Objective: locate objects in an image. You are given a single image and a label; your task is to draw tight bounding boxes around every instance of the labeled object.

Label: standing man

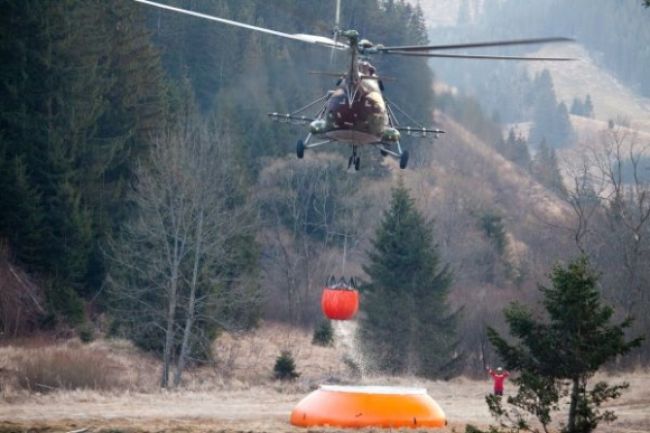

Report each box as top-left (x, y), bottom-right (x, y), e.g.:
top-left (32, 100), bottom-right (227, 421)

top-left (486, 366), bottom-right (509, 396)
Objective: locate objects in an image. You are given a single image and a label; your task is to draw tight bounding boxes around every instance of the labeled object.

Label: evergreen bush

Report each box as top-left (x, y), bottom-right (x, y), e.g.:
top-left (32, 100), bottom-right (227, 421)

top-left (273, 350), bottom-right (300, 380)
top-left (77, 322), bottom-right (95, 343)
top-left (312, 320), bottom-right (334, 346)
top-left (485, 257), bottom-right (643, 433)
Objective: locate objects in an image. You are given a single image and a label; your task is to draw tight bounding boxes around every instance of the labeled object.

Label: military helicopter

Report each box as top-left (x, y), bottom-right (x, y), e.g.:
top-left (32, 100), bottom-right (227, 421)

top-left (133, 0), bottom-right (573, 170)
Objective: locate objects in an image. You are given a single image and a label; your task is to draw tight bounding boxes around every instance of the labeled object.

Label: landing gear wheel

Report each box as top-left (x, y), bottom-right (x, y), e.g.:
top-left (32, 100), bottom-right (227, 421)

top-left (354, 155), bottom-right (361, 171)
top-left (348, 155), bottom-right (354, 169)
top-left (399, 150), bottom-right (409, 169)
top-left (380, 149), bottom-right (388, 157)
top-left (297, 140), bottom-right (305, 159)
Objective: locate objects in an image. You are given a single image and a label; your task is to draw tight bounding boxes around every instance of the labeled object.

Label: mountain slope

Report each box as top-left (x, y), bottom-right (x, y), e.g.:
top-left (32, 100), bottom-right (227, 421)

top-left (527, 44), bottom-right (650, 134)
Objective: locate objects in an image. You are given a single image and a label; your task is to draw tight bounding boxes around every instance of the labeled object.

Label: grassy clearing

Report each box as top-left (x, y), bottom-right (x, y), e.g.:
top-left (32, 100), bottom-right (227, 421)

top-left (0, 323), bottom-right (648, 433)
top-left (0, 321), bottom-right (354, 398)
top-left (0, 338), bottom-right (160, 396)
top-left (14, 347), bottom-right (121, 391)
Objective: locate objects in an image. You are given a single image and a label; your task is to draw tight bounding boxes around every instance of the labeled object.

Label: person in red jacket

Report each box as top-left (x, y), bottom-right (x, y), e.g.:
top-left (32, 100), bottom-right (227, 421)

top-left (486, 366), bottom-right (509, 396)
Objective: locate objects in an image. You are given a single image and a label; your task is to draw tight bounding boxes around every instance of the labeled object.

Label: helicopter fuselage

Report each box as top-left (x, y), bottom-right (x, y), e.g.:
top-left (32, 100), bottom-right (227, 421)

top-left (323, 75), bottom-right (389, 145)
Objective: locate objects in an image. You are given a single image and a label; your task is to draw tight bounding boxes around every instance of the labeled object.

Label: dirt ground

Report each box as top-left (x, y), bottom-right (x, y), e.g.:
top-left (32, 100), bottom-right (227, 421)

top-left (1, 372), bottom-right (649, 433)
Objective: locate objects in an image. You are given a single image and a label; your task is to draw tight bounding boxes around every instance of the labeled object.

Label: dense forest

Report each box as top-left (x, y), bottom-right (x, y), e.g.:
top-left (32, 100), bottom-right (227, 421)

top-left (0, 0), bottom-right (648, 385)
top-left (0, 0), bottom-right (443, 375)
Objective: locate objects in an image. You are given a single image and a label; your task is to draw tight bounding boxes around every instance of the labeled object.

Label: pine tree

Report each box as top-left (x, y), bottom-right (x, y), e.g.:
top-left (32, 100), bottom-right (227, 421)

top-left (501, 128), bottom-right (531, 167)
top-left (570, 97), bottom-right (585, 116)
top-left (0, 1), bottom-right (169, 319)
top-left (0, 1), bottom-right (100, 304)
top-left (359, 181), bottom-right (458, 378)
top-left (528, 71), bottom-right (574, 149)
top-left (584, 94), bottom-right (594, 118)
top-left (0, 155), bottom-right (46, 266)
top-left (554, 101), bottom-right (575, 148)
top-left (485, 257), bottom-right (643, 433)
top-left (529, 70), bottom-right (557, 147)
top-left (532, 139), bottom-right (567, 196)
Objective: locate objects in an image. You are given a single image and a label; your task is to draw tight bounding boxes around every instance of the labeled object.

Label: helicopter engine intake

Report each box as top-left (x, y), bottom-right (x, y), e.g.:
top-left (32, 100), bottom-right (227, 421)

top-left (310, 119), bottom-right (328, 134)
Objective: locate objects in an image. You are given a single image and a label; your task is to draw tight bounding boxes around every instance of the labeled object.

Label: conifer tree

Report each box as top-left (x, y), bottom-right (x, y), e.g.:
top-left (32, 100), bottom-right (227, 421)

top-left (570, 97), bottom-right (585, 116)
top-left (501, 128), bottom-right (531, 167)
top-left (532, 139), bottom-right (566, 196)
top-left (555, 101), bottom-right (575, 147)
top-left (583, 94), bottom-right (594, 118)
top-left (0, 1), bottom-right (100, 311)
top-left (359, 181), bottom-right (458, 378)
top-left (485, 257), bottom-right (643, 433)
top-left (529, 71), bottom-right (574, 149)
top-left (0, 0), bottom-right (170, 320)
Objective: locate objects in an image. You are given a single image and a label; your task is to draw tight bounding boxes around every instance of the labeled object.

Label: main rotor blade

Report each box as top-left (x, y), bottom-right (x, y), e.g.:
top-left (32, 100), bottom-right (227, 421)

top-left (133, 0), bottom-right (348, 50)
top-left (334, 0), bottom-right (341, 29)
top-left (381, 37), bottom-right (574, 52)
top-left (384, 51), bottom-right (574, 61)
top-left (329, 0), bottom-right (342, 65)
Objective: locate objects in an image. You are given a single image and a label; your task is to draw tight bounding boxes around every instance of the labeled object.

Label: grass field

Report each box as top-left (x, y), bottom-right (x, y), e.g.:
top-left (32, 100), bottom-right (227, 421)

top-left (1, 323), bottom-right (648, 433)
top-left (0, 372), bottom-right (648, 433)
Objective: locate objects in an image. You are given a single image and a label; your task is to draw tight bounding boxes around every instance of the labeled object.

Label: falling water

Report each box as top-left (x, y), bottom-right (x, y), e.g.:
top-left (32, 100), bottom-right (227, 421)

top-left (333, 320), bottom-right (367, 380)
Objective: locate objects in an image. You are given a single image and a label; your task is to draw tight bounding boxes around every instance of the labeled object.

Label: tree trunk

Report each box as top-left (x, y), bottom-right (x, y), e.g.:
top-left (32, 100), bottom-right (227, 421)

top-left (567, 376), bottom-right (580, 433)
top-left (173, 209), bottom-right (204, 386)
top-left (161, 273), bottom-right (178, 388)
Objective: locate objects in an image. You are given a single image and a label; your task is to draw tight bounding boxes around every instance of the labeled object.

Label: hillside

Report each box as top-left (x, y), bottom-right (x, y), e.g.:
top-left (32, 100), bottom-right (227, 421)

top-left (527, 44), bottom-right (650, 134)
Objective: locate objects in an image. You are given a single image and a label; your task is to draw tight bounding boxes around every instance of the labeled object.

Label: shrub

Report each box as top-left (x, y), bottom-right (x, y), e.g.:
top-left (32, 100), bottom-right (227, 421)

top-left (312, 320), bottom-right (334, 346)
top-left (46, 280), bottom-right (85, 326)
top-left (15, 347), bottom-right (121, 391)
top-left (77, 322), bottom-right (95, 343)
top-left (273, 350), bottom-right (299, 380)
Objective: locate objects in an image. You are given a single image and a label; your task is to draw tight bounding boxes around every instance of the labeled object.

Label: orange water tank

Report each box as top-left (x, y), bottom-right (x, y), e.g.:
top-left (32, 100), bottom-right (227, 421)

top-left (321, 288), bottom-right (359, 320)
top-left (290, 385), bottom-right (447, 428)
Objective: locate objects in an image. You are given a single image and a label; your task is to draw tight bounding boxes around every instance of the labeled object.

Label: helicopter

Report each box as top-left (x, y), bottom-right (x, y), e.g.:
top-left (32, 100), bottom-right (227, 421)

top-left (133, 0), bottom-right (574, 170)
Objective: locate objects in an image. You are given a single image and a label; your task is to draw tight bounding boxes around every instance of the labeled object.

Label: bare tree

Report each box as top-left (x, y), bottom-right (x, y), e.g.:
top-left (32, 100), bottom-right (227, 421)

top-left (107, 113), bottom-right (258, 387)
top-left (0, 242), bottom-right (46, 337)
top-left (592, 127), bottom-right (650, 318)
top-left (561, 150), bottom-right (608, 255)
top-left (256, 155), bottom-right (374, 325)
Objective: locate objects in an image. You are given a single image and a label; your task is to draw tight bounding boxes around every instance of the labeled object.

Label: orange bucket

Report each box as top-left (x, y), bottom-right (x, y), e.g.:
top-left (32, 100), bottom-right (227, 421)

top-left (321, 287), bottom-right (359, 320)
top-left (290, 385), bottom-right (446, 428)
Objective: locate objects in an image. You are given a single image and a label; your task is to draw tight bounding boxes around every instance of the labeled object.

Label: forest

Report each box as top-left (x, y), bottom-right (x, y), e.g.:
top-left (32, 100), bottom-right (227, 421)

top-left (0, 0), bottom-right (437, 373)
top-left (0, 0), bottom-right (648, 394)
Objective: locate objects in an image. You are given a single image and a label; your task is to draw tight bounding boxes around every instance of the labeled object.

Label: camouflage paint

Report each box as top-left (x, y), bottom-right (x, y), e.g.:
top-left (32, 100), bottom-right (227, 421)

top-left (323, 73), bottom-right (389, 145)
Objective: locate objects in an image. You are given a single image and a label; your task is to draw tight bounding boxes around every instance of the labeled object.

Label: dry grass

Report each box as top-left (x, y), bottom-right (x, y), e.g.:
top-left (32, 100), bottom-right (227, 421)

top-left (14, 347), bottom-right (121, 391)
top-left (0, 338), bottom-right (160, 395)
top-left (0, 324), bottom-right (649, 433)
top-left (0, 371), bottom-right (648, 433)
top-left (212, 321), bottom-right (356, 389)
top-left (1, 321), bottom-right (355, 396)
